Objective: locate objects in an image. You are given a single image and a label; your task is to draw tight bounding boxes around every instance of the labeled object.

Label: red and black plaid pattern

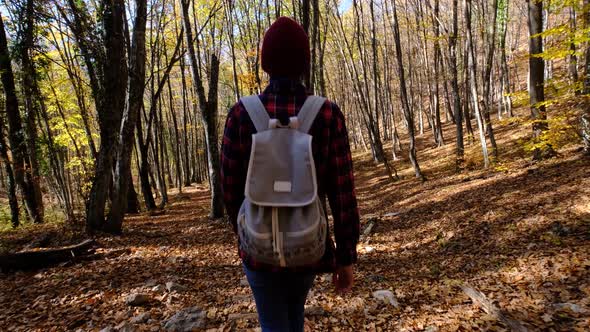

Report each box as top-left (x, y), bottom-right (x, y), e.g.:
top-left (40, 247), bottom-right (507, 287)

top-left (220, 80), bottom-right (360, 273)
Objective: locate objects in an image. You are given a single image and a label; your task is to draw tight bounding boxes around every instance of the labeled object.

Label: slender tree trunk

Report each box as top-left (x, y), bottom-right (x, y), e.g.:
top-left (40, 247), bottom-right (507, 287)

top-left (181, 0), bottom-right (224, 218)
top-left (225, 0), bottom-right (241, 100)
top-left (0, 109), bottom-right (19, 227)
top-left (433, 0), bottom-right (444, 146)
top-left (302, 0), bottom-right (311, 88)
top-left (499, 0), bottom-right (513, 117)
top-left (85, 0), bottom-right (128, 233)
top-left (126, 167), bottom-right (140, 214)
top-left (543, 8), bottom-right (552, 80)
top-left (482, 0), bottom-right (499, 159)
top-left (569, 6), bottom-right (579, 88)
top-left (391, 0), bottom-right (424, 180)
top-left (0, 14), bottom-right (41, 224)
top-left (466, 0), bottom-right (490, 168)
top-left (463, 41), bottom-right (475, 142)
top-left (165, 61), bottom-right (182, 192)
top-left (584, 0), bottom-right (590, 95)
top-left (527, 0), bottom-right (552, 160)
top-left (582, 0), bottom-right (590, 154)
top-left (19, 0), bottom-right (44, 222)
top-left (370, 0), bottom-right (397, 180)
top-left (449, 0), bottom-right (464, 167)
top-left (180, 57), bottom-right (192, 186)
top-left (309, 0), bottom-right (319, 93)
top-left (107, 0), bottom-right (147, 233)
top-left (153, 94), bottom-right (168, 206)
top-left (137, 118), bottom-right (157, 210)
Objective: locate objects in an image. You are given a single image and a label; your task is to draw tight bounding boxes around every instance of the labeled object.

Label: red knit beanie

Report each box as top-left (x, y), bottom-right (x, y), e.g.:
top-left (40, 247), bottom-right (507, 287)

top-left (261, 17), bottom-right (310, 78)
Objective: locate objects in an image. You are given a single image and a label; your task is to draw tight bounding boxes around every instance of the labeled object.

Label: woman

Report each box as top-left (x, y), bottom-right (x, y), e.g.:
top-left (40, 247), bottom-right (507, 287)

top-left (221, 17), bottom-right (360, 332)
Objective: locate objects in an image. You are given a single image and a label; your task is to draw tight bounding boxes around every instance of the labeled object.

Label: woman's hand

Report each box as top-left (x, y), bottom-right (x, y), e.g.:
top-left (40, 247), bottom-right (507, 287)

top-left (333, 265), bottom-right (354, 293)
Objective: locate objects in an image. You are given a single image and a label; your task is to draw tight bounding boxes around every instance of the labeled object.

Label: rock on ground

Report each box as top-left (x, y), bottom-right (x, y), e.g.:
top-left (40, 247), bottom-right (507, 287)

top-left (125, 294), bottom-right (150, 307)
top-left (163, 306), bottom-right (206, 332)
top-left (115, 321), bottom-right (136, 332)
top-left (166, 281), bottom-right (186, 293)
top-left (372, 290), bottom-right (399, 308)
top-left (152, 284), bottom-right (165, 293)
top-left (130, 312), bottom-right (151, 324)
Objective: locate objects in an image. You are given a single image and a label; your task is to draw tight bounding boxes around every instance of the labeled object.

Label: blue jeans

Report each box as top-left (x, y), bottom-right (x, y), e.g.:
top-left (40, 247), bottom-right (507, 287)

top-left (243, 264), bottom-right (316, 332)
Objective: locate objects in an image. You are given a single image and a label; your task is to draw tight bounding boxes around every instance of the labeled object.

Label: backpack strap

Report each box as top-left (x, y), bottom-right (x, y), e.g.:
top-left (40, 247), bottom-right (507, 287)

top-left (297, 96), bottom-right (327, 133)
top-left (240, 95), bottom-right (270, 132)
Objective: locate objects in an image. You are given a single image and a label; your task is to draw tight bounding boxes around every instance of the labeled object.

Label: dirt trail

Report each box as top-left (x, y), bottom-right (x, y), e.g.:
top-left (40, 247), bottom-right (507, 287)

top-left (1, 122), bottom-right (590, 331)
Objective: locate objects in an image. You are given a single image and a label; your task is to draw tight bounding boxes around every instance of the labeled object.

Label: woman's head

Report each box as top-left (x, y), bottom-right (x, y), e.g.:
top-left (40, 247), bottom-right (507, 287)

top-left (261, 17), bottom-right (310, 79)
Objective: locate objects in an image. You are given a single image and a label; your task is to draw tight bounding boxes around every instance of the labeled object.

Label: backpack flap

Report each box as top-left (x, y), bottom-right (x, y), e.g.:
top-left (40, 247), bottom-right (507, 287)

top-left (245, 129), bottom-right (317, 207)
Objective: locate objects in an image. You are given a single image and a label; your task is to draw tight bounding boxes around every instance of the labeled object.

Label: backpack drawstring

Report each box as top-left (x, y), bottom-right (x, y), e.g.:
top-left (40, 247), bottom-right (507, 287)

top-left (271, 207), bottom-right (287, 267)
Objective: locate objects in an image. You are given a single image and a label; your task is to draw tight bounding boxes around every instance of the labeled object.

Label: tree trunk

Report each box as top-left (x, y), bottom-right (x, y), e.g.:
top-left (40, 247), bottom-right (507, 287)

top-left (85, 0), bottom-right (128, 233)
top-left (153, 94), bottom-right (168, 207)
top-left (569, 6), bottom-right (579, 87)
top-left (107, 0), bottom-right (147, 233)
top-left (302, 0), bottom-right (311, 88)
top-left (165, 71), bottom-right (183, 192)
top-left (0, 110), bottom-right (19, 227)
top-left (180, 56), bottom-right (193, 186)
top-left (181, 0), bottom-right (224, 218)
top-left (527, 0), bottom-right (552, 160)
top-left (463, 42), bottom-right (475, 143)
top-left (0, 14), bottom-right (42, 224)
top-left (466, 0), bottom-right (490, 168)
top-left (225, 1), bottom-right (240, 100)
top-left (449, 0), bottom-right (464, 167)
top-left (126, 167), bottom-right (140, 214)
top-left (584, 0), bottom-right (590, 94)
top-left (19, 0), bottom-right (44, 222)
top-left (136, 115), bottom-right (157, 210)
top-left (433, 0), bottom-right (444, 147)
top-left (309, 0), bottom-right (319, 93)
top-left (499, 0), bottom-right (513, 117)
top-left (370, 0), bottom-right (397, 181)
top-left (391, 0), bottom-right (424, 180)
top-left (583, 0), bottom-right (590, 154)
top-left (482, 0), bottom-right (499, 159)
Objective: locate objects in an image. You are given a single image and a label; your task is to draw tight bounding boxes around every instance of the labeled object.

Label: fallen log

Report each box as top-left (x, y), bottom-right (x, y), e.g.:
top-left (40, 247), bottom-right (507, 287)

top-left (460, 283), bottom-right (528, 332)
top-left (0, 239), bottom-right (96, 271)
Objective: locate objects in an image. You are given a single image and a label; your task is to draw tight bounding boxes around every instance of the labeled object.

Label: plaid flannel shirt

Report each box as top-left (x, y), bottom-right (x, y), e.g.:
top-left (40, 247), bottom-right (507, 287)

top-left (220, 79), bottom-right (360, 273)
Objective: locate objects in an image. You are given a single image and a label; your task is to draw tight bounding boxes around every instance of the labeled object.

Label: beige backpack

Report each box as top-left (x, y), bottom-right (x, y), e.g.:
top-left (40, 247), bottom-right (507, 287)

top-left (237, 95), bottom-right (327, 267)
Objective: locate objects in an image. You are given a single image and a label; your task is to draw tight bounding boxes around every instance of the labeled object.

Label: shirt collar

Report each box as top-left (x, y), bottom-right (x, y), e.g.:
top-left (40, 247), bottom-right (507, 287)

top-left (263, 77), bottom-right (308, 95)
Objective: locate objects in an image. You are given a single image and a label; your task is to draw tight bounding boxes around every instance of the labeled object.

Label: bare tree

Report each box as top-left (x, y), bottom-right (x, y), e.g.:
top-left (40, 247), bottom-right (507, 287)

top-left (448, 0), bottom-right (464, 167)
top-left (181, 0), bottom-right (224, 218)
top-left (0, 14), bottom-right (42, 224)
top-left (17, 0), bottom-right (45, 221)
top-left (527, 0), bottom-right (553, 160)
top-left (107, 0), bottom-right (148, 233)
top-left (465, 0), bottom-right (490, 168)
top-left (391, 0), bottom-right (424, 180)
top-left (63, 0), bottom-right (129, 232)
top-left (0, 104), bottom-right (19, 227)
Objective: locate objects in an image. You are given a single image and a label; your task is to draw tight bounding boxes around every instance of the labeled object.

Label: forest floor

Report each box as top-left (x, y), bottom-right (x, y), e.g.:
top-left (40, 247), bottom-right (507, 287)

top-left (1, 110), bottom-right (589, 332)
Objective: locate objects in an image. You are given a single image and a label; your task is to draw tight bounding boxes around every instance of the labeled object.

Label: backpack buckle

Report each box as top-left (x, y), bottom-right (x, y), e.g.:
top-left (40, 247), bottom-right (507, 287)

top-left (269, 117), bottom-right (299, 129)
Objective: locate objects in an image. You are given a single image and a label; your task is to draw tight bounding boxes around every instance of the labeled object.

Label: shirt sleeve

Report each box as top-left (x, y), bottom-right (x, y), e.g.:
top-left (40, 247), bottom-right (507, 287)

top-left (220, 105), bottom-right (246, 233)
top-left (326, 103), bottom-right (360, 266)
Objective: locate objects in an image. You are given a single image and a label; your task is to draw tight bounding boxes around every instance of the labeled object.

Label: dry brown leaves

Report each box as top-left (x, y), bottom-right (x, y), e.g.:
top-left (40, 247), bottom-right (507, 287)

top-left (1, 117), bottom-right (590, 331)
